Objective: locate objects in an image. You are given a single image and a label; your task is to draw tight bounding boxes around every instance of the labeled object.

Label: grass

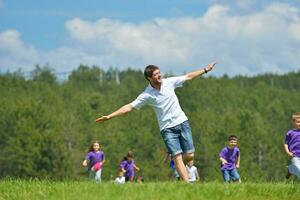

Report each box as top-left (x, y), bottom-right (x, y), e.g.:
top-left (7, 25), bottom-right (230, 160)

top-left (0, 180), bottom-right (299, 200)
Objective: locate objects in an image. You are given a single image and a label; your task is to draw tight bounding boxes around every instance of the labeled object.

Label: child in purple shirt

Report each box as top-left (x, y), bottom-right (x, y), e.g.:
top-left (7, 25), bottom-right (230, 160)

top-left (82, 141), bottom-right (105, 182)
top-left (119, 151), bottom-right (140, 182)
top-left (219, 135), bottom-right (241, 183)
top-left (284, 112), bottom-right (300, 180)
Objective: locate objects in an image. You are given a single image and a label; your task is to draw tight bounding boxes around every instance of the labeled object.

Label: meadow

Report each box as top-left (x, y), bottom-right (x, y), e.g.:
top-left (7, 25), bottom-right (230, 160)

top-left (0, 180), bottom-right (299, 200)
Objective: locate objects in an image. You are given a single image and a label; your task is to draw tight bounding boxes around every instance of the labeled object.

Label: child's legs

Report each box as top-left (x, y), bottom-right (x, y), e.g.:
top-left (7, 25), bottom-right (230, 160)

top-left (172, 168), bottom-right (180, 179)
top-left (129, 176), bottom-right (135, 182)
top-left (89, 170), bottom-right (99, 182)
top-left (125, 175), bottom-right (135, 182)
top-left (288, 157), bottom-right (300, 178)
top-left (229, 168), bottom-right (241, 182)
top-left (95, 169), bottom-right (102, 182)
top-left (222, 170), bottom-right (230, 182)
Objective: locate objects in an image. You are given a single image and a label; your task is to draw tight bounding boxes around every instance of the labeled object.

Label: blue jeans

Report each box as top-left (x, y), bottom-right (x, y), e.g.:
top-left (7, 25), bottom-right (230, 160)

top-left (160, 120), bottom-right (195, 157)
top-left (288, 157), bottom-right (300, 179)
top-left (222, 168), bottom-right (240, 182)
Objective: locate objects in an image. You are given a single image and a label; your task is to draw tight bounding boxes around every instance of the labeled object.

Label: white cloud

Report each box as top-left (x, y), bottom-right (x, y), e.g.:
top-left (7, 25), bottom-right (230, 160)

top-left (0, 30), bottom-right (40, 71)
top-left (1, 2), bottom-right (300, 76)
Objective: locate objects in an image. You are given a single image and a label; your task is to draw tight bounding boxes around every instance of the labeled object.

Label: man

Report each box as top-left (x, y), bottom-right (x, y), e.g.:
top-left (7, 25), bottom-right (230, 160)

top-left (95, 62), bottom-right (217, 182)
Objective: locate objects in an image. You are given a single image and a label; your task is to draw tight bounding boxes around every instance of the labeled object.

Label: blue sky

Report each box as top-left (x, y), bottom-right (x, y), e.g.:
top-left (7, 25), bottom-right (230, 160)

top-left (0, 0), bottom-right (300, 76)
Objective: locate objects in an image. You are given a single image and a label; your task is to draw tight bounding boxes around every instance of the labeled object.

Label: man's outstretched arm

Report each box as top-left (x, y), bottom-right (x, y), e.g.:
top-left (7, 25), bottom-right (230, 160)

top-left (185, 61), bottom-right (217, 81)
top-left (95, 103), bottom-right (133, 123)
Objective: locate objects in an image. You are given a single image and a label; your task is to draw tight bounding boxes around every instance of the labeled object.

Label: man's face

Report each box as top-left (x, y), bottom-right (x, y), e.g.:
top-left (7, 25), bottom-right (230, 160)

top-left (149, 69), bottom-right (162, 84)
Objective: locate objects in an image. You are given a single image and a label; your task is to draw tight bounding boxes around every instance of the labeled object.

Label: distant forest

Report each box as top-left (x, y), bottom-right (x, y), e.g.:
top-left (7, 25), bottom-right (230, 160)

top-left (0, 65), bottom-right (300, 181)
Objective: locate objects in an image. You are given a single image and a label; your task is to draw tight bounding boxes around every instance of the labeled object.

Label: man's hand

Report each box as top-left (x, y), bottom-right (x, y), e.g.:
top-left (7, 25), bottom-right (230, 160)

top-left (95, 115), bottom-right (111, 123)
top-left (206, 61), bottom-right (217, 72)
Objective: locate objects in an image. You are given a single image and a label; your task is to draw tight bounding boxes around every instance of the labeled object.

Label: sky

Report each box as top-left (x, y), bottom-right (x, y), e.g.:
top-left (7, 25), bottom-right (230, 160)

top-left (0, 0), bottom-right (300, 76)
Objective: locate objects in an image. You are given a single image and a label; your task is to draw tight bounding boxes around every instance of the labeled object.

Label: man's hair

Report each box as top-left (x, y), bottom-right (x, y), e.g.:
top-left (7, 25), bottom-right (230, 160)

top-left (144, 65), bottom-right (159, 81)
top-left (292, 112), bottom-right (300, 120)
top-left (228, 135), bottom-right (237, 141)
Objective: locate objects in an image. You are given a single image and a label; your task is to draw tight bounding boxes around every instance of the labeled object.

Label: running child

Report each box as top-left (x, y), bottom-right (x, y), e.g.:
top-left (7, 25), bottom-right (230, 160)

top-left (284, 112), bottom-right (300, 179)
top-left (119, 151), bottom-right (140, 182)
top-left (82, 141), bottom-right (105, 182)
top-left (219, 135), bottom-right (241, 183)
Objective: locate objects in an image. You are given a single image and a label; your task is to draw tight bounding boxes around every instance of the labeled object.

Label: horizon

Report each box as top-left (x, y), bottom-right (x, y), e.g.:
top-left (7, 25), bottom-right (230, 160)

top-left (1, 64), bottom-right (299, 80)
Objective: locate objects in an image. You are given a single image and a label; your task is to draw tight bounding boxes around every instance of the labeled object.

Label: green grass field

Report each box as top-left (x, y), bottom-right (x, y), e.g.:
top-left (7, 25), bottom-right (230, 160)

top-left (0, 180), bottom-right (299, 200)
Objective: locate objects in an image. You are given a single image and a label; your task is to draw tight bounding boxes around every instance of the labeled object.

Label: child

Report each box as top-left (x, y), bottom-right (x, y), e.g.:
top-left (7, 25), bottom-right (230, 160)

top-left (219, 135), bottom-right (241, 183)
top-left (284, 112), bottom-right (300, 179)
top-left (114, 170), bottom-right (125, 184)
top-left (186, 160), bottom-right (199, 183)
top-left (82, 141), bottom-right (105, 182)
top-left (119, 151), bottom-right (140, 182)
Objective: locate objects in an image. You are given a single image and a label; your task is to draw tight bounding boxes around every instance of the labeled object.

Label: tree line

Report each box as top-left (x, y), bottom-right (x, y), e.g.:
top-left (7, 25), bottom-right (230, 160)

top-left (0, 65), bottom-right (299, 181)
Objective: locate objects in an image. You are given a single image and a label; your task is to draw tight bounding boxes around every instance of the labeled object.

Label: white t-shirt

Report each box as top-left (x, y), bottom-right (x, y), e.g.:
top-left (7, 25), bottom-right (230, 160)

top-left (114, 176), bottom-right (125, 184)
top-left (130, 76), bottom-right (188, 131)
top-left (186, 165), bottom-right (198, 182)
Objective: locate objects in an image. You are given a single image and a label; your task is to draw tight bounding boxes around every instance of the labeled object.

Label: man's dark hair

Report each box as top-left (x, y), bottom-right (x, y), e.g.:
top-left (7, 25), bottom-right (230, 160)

top-left (228, 135), bottom-right (237, 141)
top-left (144, 65), bottom-right (159, 81)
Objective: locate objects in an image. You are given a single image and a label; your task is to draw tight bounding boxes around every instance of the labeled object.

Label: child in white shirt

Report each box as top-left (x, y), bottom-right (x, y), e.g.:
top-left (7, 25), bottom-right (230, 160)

top-left (114, 170), bottom-right (125, 184)
top-left (186, 160), bottom-right (199, 183)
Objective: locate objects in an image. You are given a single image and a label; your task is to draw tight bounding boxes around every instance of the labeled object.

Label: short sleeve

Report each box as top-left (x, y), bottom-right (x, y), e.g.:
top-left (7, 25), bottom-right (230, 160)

top-left (167, 76), bottom-right (187, 89)
top-left (130, 93), bottom-right (150, 110)
top-left (219, 148), bottom-right (225, 158)
top-left (119, 160), bottom-right (127, 169)
top-left (85, 152), bottom-right (92, 161)
top-left (285, 131), bottom-right (291, 144)
top-left (102, 152), bottom-right (105, 160)
top-left (236, 148), bottom-right (240, 157)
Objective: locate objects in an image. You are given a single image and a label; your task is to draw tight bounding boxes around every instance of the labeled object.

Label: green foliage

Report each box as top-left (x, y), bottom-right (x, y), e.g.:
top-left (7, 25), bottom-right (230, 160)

top-left (0, 66), bottom-right (300, 181)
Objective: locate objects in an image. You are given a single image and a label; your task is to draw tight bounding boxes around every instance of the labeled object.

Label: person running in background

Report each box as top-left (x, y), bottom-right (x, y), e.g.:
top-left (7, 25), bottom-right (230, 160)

top-left (219, 135), bottom-right (241, 183)
top-left (82, 141), bottom-right (105, 182)
top-left (119, 151), bottom-right (140, 182)
top-left (186, 160), bottom-right (199, 183)
top-left (285, 112), bottom-right (300, 180)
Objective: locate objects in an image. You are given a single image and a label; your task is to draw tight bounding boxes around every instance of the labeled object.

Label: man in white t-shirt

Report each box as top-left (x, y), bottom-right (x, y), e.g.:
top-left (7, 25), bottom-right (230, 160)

top-left (95, 62), bottom-right (217, 182)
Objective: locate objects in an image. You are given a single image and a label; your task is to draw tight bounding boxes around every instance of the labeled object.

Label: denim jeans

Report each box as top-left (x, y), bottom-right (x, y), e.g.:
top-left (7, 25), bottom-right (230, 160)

top-left (222, 168), bottom-right (240, 182)
top-left (288, 156), bottom-right (300, 179)
top-left (160, 120), bottom-right (195, 157)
